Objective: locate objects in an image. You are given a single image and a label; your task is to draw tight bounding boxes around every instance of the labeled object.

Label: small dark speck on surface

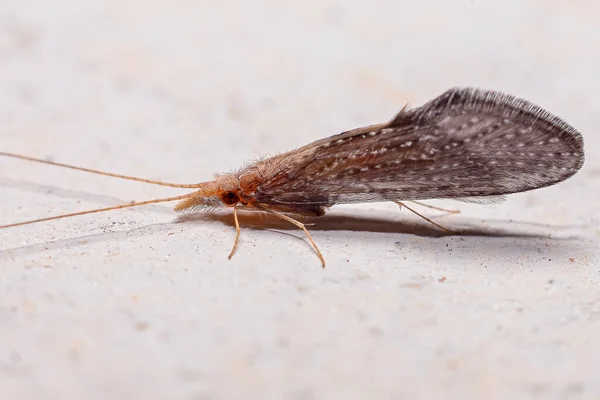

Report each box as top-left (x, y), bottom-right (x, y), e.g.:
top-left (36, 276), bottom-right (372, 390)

top-left (9, 351), bottom-right (22, 364)
top-left (135, 321), bottom-right (150, 331)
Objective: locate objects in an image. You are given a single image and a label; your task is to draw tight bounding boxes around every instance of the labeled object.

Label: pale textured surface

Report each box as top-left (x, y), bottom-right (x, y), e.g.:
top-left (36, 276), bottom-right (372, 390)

top-left (0, 1), bottom-right (599, 399)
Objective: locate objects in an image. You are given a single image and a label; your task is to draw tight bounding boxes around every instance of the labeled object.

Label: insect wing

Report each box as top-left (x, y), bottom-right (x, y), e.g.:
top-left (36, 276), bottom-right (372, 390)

top-left (255, 87), bottom-right (584, 207)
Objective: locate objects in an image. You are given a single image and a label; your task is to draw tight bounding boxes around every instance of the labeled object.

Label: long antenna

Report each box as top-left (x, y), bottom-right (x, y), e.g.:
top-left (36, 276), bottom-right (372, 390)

top-left (0, 151), bottom-right (202, 188)
top-left (0, 192), bottom-right (198, 229)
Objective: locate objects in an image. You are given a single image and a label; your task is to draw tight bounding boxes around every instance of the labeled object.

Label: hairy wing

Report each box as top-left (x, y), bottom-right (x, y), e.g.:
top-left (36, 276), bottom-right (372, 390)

top-left (255, 87), bottom-right (584, 207)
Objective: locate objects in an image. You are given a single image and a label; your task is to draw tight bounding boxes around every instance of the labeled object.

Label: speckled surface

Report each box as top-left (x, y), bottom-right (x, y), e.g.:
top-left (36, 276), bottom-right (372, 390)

top-left (0, 1), bottom-right (599, 399)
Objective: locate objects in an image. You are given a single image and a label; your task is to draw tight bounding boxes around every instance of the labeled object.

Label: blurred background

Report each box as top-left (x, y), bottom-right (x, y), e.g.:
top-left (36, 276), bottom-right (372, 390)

top-left (0, 1), bottom-right (599, 399)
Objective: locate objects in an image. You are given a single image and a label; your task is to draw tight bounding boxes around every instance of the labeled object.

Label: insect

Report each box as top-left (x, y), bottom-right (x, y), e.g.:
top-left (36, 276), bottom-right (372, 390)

top-left (0, 87), bottom-right (585, 267)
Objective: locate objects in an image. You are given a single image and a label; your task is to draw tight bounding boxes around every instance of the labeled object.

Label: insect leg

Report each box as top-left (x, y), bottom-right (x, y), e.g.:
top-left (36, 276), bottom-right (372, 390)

top-left (408, 201), bottom-right (460, 214)
top-left (228, 206), bottom-right (241, 260)
top-left (256, 205), bottom-right (325, 268)
top-left (394, 201), bottom-right (456, 234)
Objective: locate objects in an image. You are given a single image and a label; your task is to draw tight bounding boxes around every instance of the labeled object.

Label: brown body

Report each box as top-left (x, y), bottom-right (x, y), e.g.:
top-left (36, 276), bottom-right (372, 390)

top-left (174, 87), bottom-right (584, 221)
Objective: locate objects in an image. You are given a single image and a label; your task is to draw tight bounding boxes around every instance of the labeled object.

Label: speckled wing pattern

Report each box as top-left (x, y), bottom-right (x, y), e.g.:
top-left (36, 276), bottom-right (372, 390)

top-left (254, 87), bottom-right (584, 207)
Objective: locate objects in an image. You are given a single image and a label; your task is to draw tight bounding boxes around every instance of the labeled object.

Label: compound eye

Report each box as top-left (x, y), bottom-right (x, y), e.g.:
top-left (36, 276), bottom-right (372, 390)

top-left (220, 191), bottom-right (239, 206)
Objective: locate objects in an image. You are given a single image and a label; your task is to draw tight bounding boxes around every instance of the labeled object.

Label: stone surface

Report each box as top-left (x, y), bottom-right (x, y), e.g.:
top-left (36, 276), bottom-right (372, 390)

top-left (0, 1), bottom-right (599, 399)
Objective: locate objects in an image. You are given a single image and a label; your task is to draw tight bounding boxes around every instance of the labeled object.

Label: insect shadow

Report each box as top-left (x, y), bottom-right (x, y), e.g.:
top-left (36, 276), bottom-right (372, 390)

top-left (176, 209), bottom-right (581, 239)
top-left (0, 179), bottom-right (585, 259)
